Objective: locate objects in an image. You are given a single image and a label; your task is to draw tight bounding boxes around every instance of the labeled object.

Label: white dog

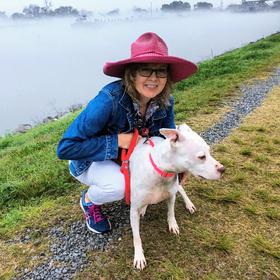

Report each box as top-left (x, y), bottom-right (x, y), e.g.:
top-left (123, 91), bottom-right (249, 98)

top-left (129, 124), bottom-right (225, 270)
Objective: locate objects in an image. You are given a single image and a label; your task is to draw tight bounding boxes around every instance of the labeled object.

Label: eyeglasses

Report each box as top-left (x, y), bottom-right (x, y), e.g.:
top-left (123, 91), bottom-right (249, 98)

top-left (137, 67), bottom-right (168, 78)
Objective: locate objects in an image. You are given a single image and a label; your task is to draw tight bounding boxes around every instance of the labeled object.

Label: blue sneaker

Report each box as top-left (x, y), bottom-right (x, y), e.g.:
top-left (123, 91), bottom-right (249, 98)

top-left (80, 191), bottom-right (111, 234)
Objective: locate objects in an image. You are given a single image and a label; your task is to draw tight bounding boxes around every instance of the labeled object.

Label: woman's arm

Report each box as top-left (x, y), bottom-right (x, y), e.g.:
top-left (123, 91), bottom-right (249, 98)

top-left (56, 90), bottom-right (118, 162)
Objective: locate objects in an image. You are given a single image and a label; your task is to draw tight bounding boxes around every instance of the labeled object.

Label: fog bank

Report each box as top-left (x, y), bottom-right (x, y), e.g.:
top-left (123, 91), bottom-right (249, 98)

top-left (0, 12), bottom-right (279, 136)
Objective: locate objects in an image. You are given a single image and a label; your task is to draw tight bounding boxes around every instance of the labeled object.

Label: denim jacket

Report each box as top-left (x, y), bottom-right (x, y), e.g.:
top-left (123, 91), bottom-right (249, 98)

top-left (57, 80), bottom-right (175, 177)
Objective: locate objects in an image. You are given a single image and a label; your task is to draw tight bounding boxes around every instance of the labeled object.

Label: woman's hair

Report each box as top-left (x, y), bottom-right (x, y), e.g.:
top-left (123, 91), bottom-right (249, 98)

top-left (122, 63), bottom-right (173, 107)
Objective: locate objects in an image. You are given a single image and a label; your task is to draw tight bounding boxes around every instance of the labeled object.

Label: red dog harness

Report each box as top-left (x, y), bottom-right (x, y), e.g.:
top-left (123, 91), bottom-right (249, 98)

top-left (120, 129), bottom-right (139, 205)
top-left (120, 130), bottom-right (175, 205)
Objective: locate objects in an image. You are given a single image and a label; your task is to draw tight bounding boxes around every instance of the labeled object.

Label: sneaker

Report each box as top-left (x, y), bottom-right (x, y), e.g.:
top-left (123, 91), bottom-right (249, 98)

top-left (80, 190), bottom-right (111, 234)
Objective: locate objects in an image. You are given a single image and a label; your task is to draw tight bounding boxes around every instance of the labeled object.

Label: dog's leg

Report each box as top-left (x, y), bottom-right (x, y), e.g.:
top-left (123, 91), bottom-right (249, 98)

top-left (130, 207), bottom-right (146, 270)
top-left (178, 185), bottom-right (196, 214)
top-left (139, 205), bottom-right (148, 217)
top-left (167, 194), bottom-right (180, 235)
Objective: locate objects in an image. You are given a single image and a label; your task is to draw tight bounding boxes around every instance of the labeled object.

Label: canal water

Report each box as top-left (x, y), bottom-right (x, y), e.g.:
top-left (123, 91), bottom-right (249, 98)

top-left (0, 11), bottom-right (279, 136)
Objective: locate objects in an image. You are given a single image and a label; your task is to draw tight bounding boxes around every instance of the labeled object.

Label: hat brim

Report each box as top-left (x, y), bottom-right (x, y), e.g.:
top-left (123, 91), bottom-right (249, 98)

top-left (103, 55), bottom-right (198, 83)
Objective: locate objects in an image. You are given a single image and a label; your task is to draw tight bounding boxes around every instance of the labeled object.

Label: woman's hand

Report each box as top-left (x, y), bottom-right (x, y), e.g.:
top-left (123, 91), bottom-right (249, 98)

top-left (118, 133), bottom-right (142, 149)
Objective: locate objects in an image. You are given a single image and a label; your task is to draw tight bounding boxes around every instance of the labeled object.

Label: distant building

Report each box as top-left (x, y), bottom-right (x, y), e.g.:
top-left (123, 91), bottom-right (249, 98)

top-left (227, 0), bottom-right (270, 12)
top-left (241, 0), bottom-right (270, 11)
top-left (133, 7), bottom-right (148, 14)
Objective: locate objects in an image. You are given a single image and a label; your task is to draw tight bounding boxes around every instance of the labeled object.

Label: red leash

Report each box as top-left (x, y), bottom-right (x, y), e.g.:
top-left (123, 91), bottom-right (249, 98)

top-left (120, 129), bottom-right (139, 205)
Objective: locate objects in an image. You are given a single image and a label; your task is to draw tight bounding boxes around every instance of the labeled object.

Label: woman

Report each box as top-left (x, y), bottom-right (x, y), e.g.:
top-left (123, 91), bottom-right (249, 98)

top-left (57, 32), bottom-right (197, 234)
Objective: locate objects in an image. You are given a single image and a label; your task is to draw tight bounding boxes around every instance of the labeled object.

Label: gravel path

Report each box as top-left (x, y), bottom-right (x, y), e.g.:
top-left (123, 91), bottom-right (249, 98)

top-left (201, 67), bottom-right (280, 144)
top-left (11, 67), bottom-right (280, 280)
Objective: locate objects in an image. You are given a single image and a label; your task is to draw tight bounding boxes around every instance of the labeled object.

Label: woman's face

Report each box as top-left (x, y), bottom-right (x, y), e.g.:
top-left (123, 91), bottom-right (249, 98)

top-left (134, 63), bottom-right (168, 105)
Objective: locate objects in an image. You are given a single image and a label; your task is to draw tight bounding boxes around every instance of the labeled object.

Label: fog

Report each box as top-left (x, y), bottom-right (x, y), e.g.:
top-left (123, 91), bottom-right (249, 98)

top-left (0, 12), bottom-right (280, 136)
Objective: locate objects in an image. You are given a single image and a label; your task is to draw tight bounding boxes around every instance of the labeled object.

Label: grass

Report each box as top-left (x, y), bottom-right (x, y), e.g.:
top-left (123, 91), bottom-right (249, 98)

top-left (251, 235), bottom-right (280, 260)
top-left (0, 32), bottom-right (280, 279)
top-left (76, 80), bottom-right (280, 279)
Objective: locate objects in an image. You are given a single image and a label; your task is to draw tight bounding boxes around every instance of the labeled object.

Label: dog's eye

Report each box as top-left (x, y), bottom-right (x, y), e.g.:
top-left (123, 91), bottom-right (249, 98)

top-left (198, 155), bottom-right (206, 160)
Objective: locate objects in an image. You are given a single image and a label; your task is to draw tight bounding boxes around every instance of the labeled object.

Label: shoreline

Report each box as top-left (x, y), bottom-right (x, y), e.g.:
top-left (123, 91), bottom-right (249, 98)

top-left (1, 103), bottom-right (84, 137)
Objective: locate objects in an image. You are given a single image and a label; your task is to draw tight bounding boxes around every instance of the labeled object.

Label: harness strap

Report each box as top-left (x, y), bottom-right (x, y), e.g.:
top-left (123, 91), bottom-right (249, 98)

top-left (120, 129), bottom-right (139, 205)
top-left (149, 154), bottom-right (175, 178)
top-left (147, 138), bottom-right (175, 178)
top-left (120, 131), bottom-right (175, 205)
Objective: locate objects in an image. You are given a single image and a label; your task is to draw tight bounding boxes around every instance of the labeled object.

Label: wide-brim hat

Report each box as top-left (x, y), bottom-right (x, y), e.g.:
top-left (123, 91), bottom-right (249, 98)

top-left (103, 32), bottom-right (198, 83)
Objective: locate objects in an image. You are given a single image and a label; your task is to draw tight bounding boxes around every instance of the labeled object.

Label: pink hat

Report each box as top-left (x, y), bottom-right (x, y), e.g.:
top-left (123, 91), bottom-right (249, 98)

top-left (103, 32), bottom-right (198, 83)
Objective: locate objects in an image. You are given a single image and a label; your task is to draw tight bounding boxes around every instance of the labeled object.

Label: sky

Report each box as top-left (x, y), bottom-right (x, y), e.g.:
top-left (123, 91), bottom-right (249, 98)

top-left (0, 0), bottom-right (244, 15)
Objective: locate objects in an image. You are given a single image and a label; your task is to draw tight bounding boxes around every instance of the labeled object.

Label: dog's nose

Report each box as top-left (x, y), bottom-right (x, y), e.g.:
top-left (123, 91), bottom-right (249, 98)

top-left (217, 165), bottom-right (225, 174)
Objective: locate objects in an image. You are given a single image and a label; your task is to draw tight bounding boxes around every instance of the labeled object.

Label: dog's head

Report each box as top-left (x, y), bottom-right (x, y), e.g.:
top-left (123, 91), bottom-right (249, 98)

top-left (159, 124), bottom-right (224, 180)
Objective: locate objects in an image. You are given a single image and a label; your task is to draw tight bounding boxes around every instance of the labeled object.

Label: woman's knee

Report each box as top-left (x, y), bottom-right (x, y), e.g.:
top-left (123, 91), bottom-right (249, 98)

top-left (111, 179), bottom-right (125, 201)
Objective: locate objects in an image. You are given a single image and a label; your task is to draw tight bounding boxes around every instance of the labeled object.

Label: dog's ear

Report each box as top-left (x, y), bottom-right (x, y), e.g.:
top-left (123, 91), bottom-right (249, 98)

top-left (159, 128), bottom-right (182, 142)
top-left (177, 123), bottom-right (192, 133)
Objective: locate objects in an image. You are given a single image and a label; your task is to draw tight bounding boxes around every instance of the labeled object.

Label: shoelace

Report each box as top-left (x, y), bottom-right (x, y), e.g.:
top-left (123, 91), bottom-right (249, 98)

top-left (89, 204), bottom-right (105, 223)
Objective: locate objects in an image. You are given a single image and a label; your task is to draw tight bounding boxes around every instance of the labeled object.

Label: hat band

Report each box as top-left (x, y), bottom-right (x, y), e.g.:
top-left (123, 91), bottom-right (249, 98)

top-left (132, 51), bottom-right (166, 58)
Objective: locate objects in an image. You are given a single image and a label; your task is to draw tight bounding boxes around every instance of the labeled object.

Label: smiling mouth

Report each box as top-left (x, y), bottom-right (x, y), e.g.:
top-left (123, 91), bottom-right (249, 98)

top-left (145, 84), bottom-right (158, 88)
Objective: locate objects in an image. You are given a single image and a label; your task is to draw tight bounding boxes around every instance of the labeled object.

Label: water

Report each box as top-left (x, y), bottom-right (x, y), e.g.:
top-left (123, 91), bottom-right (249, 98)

top-left (0, 11), bottom-right (279, 136)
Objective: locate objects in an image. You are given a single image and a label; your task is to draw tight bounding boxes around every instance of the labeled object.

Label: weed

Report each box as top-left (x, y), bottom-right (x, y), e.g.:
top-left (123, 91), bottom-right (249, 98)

top-left (231, 172), bottom-right (246, 184)
top-left (251, 235), bottom-right (280, 259)
top-left (215, 144), bottom-right (227, 153)
top-left (244, 203), bottom-right (259, 216)
top-left (231, 137), bottom-right (245, 145)
top-left (217, 189), bottom-right (243, 203)
top-left (214, 235), bottom-right (235, 253)
top-left (242, 162), bottom-right (258, 172)
top-left (271, 179), bottom-right (280, 188)
top-left (255, 155), bottom-right (269, 162)
top-left (266, 208), bottom-right (280, 220)
top-left (254, 189), bottom-right (280, 203)
top-left (240, 147), bottom-right (252, 156)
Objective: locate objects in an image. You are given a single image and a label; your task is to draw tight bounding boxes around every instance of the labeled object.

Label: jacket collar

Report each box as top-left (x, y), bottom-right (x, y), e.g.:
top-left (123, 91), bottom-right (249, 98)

top-left (119, 91), bottom-right (134, 112)
top-left (120, 91), bottom-right (166, 116)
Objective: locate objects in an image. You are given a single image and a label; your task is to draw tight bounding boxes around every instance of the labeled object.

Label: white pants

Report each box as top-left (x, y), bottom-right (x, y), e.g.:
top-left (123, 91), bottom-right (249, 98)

top-left (74, 160), bottom-right (125, 205)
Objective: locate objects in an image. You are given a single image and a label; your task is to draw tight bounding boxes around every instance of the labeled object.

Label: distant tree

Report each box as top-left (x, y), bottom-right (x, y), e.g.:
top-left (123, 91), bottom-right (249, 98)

top-left (0, 11), bottom-right (7, 18)
top-left (43, 0), bottom-right (52, 10)
top-left (194, 2), bottom-right (213, 10)
top-left (54, 6), bottom-right (79, 16)
top-left (11, 13), bottom-right (25, 20)
top-left (107, 9), bottom-right (120, 16)
top-left (23, 4), bottom-right (41, 17)
top-left (161, 1), bottom-right (191, 12)
top-left (272, 0), bottom-right (280, 9)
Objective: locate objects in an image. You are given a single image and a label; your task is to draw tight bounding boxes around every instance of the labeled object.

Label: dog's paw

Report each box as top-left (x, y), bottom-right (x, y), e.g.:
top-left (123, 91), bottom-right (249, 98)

top-left (168, 219), bottom-right (180, 235)
top-left (186, 202), bottom-right (196, 214)
top-left (134, 252), bottom-right (147, 270)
